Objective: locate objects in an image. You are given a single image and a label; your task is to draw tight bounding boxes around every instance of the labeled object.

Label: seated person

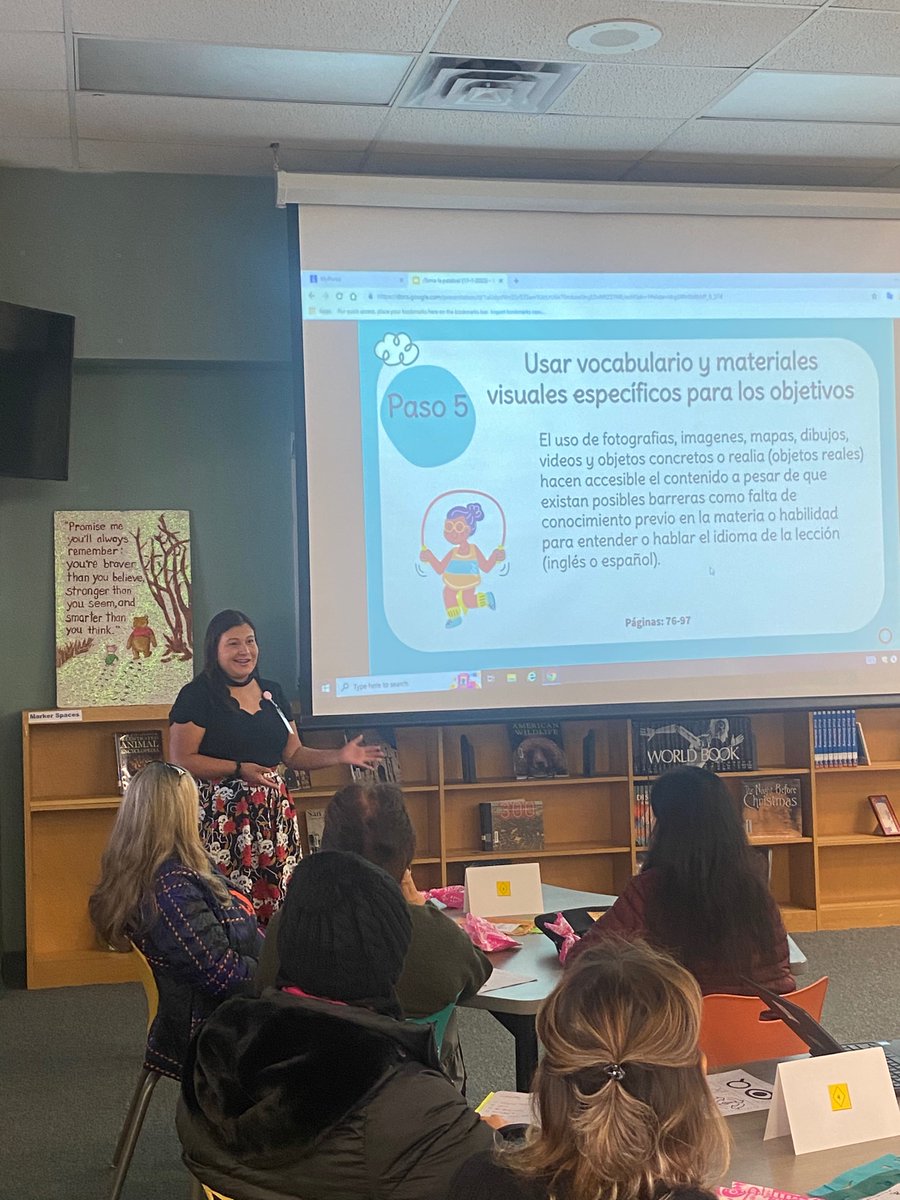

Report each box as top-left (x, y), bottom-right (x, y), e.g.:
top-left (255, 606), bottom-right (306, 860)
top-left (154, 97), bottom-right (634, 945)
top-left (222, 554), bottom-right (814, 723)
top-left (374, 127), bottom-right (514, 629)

top-left (450, 938), bottom-right (730, 1200)
top-left (89, 761), bottom-right (262, 1079)
top-left (178, 850), bottom-right (495, 1200)
top-left (256, 782), bottom-right (492, 1085)
top-left (568, 766), bottom-right (795, 995)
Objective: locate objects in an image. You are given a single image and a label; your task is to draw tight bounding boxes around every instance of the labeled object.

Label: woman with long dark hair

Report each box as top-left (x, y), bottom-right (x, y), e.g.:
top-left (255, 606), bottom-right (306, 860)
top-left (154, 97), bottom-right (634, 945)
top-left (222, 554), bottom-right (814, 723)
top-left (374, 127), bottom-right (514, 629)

top-left (450, 938), bottom-right (730, 1200)
top-left (569, 766), bottom-right (794, 994)
top-left (169, 609), bottom-right (381, 923)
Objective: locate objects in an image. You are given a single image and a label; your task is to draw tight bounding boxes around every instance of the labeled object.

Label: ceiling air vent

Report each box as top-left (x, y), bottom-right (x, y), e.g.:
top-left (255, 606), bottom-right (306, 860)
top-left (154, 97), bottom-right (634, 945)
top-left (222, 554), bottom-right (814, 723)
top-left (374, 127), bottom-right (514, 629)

top-left (402, 57), bottom-right (583, 114)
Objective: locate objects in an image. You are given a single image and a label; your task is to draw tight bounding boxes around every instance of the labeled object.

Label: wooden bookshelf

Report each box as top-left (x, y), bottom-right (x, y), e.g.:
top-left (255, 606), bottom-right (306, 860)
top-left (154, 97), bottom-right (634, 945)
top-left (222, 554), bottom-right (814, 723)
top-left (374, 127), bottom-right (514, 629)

top-left (22, 705), bottom-right (170, 988)
top-left (23, 703), bottom-right (900, 987)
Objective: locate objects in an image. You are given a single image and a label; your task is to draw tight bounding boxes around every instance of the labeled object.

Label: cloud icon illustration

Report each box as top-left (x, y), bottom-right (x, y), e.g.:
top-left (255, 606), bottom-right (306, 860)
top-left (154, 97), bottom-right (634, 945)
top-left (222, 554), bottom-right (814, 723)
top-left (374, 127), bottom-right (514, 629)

top-left (375, 333), bottom-right (419, 367)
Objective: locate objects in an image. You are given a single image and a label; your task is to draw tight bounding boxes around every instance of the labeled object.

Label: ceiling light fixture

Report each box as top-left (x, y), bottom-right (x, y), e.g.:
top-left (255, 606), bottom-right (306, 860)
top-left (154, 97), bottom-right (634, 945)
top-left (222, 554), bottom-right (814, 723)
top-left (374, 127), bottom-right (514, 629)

top-left (567, 20), bottom-right (662, 55)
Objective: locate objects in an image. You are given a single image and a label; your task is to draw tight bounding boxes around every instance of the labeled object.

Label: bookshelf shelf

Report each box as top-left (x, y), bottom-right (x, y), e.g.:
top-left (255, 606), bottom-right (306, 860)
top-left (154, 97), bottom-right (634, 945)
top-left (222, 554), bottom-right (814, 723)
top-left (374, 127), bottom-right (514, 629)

top-left (24, 702), bottom-right (900, 987)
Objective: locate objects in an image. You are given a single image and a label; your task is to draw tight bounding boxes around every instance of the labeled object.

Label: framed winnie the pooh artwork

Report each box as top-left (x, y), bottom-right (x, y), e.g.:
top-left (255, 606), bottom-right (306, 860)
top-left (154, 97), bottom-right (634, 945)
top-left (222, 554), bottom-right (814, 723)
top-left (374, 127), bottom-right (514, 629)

top-left (54, 509), bottom-right (193, 706)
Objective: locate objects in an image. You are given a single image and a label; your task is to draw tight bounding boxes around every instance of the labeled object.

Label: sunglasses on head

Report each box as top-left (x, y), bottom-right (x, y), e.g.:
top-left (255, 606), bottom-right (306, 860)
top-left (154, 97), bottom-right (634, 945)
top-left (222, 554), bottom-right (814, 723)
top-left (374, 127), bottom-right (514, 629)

top-left (164, 762), bottom-right (187, 778)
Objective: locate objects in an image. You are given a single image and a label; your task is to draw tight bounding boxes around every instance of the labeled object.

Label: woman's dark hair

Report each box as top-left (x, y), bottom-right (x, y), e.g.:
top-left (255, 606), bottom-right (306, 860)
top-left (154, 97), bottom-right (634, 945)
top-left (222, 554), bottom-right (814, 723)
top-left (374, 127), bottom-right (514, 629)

top-left (201, 608), bottom-right (257, 707)
top-left (321, 783), bottom-right (416, 883)
top-left (642, 766), bottom-right (776, 980)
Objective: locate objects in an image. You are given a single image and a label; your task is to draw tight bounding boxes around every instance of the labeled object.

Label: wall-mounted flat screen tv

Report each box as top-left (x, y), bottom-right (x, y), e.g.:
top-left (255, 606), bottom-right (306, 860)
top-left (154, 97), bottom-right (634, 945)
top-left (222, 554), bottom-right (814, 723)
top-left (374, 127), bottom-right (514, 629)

top-left (0, 301), bottom-right (75, 481)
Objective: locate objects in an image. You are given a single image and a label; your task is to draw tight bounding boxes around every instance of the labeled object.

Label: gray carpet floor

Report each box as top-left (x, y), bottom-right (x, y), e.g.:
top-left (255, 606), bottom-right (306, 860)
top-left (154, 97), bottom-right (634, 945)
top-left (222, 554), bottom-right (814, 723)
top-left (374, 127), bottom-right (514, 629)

top-left (2, 927), bottom-right (899, 1200)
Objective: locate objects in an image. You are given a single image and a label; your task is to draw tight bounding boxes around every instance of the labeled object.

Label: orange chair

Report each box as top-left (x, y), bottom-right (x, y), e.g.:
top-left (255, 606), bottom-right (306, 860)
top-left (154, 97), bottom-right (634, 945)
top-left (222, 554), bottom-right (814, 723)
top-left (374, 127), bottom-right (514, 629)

top-left (700, 976), bottom-right (829, 1071)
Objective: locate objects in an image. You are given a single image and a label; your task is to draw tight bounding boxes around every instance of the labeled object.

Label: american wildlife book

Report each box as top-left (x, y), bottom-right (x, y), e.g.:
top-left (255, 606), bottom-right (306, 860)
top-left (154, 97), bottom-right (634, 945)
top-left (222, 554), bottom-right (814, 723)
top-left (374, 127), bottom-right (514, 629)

top-left (346, 727), bottom-right (401, 784)
top-left (739, 776), bottom-right (803, 839)
top-left (508, 720), bottom-right (568, 780)
top-left (479, 798), bottom-right (545, 851)
top-left (633, 716), bottom-right (755, 774)
top-left (114, 729), bottom-right (164, 793)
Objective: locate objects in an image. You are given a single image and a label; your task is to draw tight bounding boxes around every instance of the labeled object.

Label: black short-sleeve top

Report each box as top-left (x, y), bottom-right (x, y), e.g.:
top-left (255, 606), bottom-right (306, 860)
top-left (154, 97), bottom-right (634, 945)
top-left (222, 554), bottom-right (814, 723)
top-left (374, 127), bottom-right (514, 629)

top-left (169, 674), bottom-right (294, 767)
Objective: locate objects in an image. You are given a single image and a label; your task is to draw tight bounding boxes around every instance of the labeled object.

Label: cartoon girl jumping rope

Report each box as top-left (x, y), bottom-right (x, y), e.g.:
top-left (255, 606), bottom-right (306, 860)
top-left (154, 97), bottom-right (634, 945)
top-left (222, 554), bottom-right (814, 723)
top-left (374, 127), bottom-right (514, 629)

top-left (420, 502), bottom-right (506, 628)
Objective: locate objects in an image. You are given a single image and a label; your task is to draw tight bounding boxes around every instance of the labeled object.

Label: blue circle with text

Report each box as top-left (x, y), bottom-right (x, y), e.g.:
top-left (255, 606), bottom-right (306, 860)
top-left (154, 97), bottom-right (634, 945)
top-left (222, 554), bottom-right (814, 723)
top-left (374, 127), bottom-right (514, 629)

top-left (380, 366), bottom-right (475, 467)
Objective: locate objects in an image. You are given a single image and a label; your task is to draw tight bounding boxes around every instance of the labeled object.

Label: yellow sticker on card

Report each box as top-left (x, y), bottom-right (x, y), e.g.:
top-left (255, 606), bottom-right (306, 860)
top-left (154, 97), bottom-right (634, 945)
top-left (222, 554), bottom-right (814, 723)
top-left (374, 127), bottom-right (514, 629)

top-left (496, 881), bottom-right (511, 897)
top-left (829, 1083), bottom-right (852, 1111)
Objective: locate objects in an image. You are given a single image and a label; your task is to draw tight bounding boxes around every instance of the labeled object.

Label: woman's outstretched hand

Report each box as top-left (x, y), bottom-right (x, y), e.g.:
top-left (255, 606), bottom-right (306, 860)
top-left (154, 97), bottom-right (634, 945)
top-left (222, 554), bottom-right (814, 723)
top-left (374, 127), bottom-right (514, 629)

top-left (340, 735), bottom-right (385, 770)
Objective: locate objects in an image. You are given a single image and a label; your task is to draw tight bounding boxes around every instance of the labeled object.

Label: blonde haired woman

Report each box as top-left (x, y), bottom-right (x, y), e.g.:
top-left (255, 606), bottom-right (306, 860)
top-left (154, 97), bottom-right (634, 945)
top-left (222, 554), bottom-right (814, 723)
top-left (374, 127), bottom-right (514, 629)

top-left (449, 938), bottom-right (729, 1200)
top-left (89, 761), bottom-right (262, 1079)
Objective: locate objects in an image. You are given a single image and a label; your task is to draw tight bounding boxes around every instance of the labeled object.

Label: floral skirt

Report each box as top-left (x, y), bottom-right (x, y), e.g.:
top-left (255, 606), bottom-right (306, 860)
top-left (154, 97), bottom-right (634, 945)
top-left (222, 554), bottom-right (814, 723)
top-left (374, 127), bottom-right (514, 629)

top-left (198, 777), bottom-right (301, 925)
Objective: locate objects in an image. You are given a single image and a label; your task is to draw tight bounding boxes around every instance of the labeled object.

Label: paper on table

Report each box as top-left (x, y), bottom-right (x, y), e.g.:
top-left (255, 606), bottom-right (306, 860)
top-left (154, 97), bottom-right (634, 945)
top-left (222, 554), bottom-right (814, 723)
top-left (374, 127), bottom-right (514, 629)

top-left (718, 1183), bottom-right (810, 1200)
top-left (707, 1070), bottom-right (774, 1116)
top-left (477, 968), bottom-right (538, 994)
top-left (477, 1091), bottom-right (539, 1126)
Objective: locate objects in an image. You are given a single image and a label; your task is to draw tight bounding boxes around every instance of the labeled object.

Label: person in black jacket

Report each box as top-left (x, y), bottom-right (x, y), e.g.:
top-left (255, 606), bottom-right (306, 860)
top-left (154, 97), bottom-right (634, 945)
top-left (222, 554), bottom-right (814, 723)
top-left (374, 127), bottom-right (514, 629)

top-left (255, 782), bottom-right (491, 1088)
top-left (89, 761), bottom-right (262, 1078)
top-left (449, 938), bottom-right (730, 1200)
top-left (177, 850), bottom-right (495, 1200)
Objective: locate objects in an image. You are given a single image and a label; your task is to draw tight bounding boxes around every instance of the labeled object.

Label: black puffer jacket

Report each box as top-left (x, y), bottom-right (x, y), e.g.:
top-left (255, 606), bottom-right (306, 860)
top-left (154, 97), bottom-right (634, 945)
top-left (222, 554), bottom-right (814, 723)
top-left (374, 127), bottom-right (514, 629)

top-left (177, 988), bottom-right (494, 1200)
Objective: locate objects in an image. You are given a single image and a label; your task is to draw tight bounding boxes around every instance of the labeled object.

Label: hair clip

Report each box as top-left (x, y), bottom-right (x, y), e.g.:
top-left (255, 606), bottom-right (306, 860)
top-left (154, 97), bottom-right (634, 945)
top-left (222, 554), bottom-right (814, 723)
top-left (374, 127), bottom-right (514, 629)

top-left (603, 1063), bottom-right (625, 1081)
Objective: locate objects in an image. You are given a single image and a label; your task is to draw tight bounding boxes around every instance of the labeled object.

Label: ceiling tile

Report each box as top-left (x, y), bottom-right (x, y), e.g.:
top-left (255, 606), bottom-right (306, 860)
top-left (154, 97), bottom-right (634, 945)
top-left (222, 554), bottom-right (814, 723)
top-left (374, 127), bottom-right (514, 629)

top-left (551, 63), bottom-right (743, 119)
top-left (764, 9), bottom-right (900, 72)
top-left (365, 150), bottom-right (636, 180)
top-left (628, 156), bottom-right (894, 185)
top-left (0, 1), bottom-right (64, 31)
top-left (436, 0), bottom-right (811, 68)
top-left (0, 32), bottom-right (67, 89)
top-left (0, 136), bottom-right (73, 169)
top-left (656, 117), bottom-right (900, 158)
top-left (832, 0), bottom-right (900, 9)
top-left (76, 94), bottom-right (386, 150)
top-left (0, 90), bottom-right (70, 138)
top-left (376, 108), bottom-right (682, 156)
top-left (71, 0), bottom-right (449, 52)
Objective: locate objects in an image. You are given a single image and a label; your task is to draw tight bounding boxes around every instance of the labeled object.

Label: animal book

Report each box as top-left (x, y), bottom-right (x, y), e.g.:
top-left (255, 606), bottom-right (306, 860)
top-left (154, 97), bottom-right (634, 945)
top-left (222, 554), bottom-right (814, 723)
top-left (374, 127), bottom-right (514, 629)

top-left (508, 720), bottom-right (568, 780)
top-left (633, 716), bottom-right (755, 774)
top-left (479, 798), bottom-right (545, 851)
top-left (739, 776), bottom-right (803, 839)
top-left (114, 729), bottom-right (164, 792)
top-left (345, 727), bottom-right (402, 784)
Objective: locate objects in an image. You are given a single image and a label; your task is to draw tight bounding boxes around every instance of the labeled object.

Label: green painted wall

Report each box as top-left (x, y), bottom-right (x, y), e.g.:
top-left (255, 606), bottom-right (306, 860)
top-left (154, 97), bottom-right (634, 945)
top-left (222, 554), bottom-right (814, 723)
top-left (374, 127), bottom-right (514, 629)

top-left (0, 169), bottom-right (300, 958)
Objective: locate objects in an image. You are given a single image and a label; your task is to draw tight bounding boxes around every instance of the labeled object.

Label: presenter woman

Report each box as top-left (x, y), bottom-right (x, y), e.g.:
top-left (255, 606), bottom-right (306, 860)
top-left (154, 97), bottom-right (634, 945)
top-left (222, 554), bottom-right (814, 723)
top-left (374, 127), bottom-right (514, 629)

top-left (449, 939), bottom-right (728, 1200)
top-left (169, 609), bottom-right (382, 923)
top-left (568, 765), bottom-right (794, 994)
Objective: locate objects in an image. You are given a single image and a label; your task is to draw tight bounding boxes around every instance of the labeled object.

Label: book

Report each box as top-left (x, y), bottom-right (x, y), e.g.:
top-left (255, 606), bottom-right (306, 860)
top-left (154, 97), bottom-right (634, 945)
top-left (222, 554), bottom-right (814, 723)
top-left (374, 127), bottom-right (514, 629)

top-left (632, 716), bottom-right (755, 774)
top-left (509, 720), bottom-right (568, 780)
top-left (304, 806), bottom-right (326, 853)
top-left (114, 729), bottom-right (164, 793)
top-left (633, 781), bottom-right (655, 847)
top-left (345, 727), bottom-right (401, 784)
top-left (739, 776), bottom-right (803, 839)
top-left (282, 764), bottom-right (311, 791)
top-left (460, 734), bottom-right (477, 783)
top-left (479, 798), bottom-right (545, 851)
top-left (582, 729), bottom-right (596, 777)
top-left (856, 720), bottom-right (871, 766)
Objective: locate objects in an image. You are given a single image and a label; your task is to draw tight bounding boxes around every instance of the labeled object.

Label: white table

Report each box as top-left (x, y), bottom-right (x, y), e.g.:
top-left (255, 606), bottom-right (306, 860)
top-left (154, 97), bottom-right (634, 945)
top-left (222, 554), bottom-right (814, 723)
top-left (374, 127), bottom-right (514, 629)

top-left (461, 884), bottom-right (808, 1090)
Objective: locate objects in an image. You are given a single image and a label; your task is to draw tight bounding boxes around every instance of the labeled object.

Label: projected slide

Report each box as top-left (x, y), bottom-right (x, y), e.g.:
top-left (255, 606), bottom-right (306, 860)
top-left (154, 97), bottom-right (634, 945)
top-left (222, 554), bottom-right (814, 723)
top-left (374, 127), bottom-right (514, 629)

top-left (296, 250), bottom-right (900, 714)
top-left (359, 318), bottom-right (894, 671)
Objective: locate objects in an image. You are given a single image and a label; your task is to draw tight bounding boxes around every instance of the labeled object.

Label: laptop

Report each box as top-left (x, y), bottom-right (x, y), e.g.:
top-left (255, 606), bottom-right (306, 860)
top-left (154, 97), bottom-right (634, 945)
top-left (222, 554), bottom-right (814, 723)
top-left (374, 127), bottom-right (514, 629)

top-left (752, 979), bottom-right (900, 1094)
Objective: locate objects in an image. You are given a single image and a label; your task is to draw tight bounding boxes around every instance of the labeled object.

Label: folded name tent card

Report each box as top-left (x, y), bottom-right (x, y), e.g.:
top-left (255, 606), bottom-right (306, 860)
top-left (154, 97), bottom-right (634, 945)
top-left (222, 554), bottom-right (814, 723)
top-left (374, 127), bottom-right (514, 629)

top-left (464, 862), bottom-right (543, 919)
top-left (764, 1048), bottom-right (900, 1155)
top-left (706, 1070), bottom-right (774, 1116)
